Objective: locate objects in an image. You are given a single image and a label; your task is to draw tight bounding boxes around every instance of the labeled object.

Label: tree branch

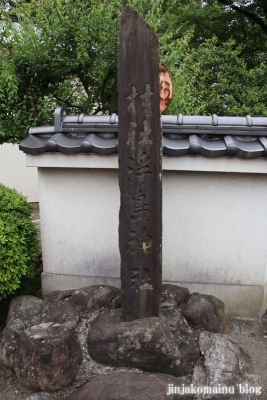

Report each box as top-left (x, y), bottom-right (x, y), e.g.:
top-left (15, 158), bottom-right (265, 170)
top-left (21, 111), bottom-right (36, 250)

top-left (217, 0), bottom-right (267, 35)
top-left (76, 69), bottom-right (93, 113)
top-left (100, 70), bottom-right (113, 114)
top-left (53, 94), bottom-right (81, 109)
top-left (92, 105), bottom-right (102, 115)
top-left (29, 96), bottom-right (37, 119)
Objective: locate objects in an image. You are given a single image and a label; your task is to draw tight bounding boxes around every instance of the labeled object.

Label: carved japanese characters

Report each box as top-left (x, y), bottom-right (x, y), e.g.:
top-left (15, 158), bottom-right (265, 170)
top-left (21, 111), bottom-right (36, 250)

top-left (118, 7), bottom-right (162, 321)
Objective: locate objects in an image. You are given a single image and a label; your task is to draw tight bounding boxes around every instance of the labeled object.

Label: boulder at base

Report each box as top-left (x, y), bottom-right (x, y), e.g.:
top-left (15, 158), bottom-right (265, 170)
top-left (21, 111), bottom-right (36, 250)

top-left (0, 295), bottom-right (44, 368)
top-left (160, 284), bottom-right (189, 309)
top-left (72, 285), bottom-right (121, 312)
top-left (69, 372), bottom-right (194, 400)
top-left (14, 322), bottom-right (82, 391)
top-left (87, 309), bottom-right (199, 377)
top-left (192, 331), bottom-right (261, 399)
top-left (183, 293), bottom-right (230, 333)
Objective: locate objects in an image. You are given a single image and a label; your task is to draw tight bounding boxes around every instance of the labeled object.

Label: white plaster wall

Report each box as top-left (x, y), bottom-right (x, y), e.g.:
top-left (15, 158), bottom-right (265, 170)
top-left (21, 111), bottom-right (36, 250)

top-left (38, 168), bottom-right (120, 278)
top-left (29, 153), bottom-right (267, 316)
top-left (36, 157), bottom-right (267, 288)
top-left (0, 143), bottom-right (38, 202)
top-left (163, 171), bottom-right (267, 286)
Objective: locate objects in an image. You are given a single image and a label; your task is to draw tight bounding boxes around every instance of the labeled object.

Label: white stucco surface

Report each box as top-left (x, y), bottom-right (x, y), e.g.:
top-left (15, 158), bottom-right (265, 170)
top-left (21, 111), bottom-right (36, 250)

top-left (0, 143), bottom-right (38, 202)
top-left (28, 153), bottom-right (267, 317)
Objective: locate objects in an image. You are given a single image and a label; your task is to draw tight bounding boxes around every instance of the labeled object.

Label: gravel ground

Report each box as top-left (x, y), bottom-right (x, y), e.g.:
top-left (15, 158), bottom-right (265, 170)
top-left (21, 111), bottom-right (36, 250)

top-left (1, 314), bottom-right (267, 400)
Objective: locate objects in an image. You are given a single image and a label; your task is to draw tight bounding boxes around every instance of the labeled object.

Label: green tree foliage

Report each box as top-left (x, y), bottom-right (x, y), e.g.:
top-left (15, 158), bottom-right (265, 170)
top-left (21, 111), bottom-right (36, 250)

top-left (0, 0), bottom-right (266, 144)
top-left (156, 0), bottom-right (267, 116)
top-left (0, 0), bottom-right (124, 143)
top-left (164, 37), bottom-right (267, 116)
top-left (0, 184), bottom-right (39, 299)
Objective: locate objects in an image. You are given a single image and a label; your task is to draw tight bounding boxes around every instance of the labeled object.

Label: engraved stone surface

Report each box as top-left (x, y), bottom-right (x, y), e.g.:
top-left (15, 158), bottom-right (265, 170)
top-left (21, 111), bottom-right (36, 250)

top-left (118, 6), bottom-right (162, 321)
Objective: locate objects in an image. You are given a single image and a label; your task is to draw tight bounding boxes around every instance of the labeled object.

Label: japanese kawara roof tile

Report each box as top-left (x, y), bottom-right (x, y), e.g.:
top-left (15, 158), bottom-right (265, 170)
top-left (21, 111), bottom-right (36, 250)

top-left (19, 108), bottom-right (267, 159)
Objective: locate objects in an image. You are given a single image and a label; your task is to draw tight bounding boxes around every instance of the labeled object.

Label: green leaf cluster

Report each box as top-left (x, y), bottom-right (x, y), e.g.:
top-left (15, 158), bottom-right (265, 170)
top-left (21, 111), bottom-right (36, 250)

top-left (0, 0), bottom-right (267, 144)
top-left (0, 184), bottom-right (39, 299)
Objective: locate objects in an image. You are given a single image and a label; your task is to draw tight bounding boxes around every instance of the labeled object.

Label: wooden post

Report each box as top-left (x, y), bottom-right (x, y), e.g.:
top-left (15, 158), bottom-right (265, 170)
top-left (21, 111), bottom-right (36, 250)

top-left (118, 6), bottom-right (162, 321)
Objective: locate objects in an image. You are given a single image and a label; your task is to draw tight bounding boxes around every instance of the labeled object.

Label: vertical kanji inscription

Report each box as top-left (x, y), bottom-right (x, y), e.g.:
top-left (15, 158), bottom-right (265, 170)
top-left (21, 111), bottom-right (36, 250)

top-left (118, 6), bottom-right (162, 321)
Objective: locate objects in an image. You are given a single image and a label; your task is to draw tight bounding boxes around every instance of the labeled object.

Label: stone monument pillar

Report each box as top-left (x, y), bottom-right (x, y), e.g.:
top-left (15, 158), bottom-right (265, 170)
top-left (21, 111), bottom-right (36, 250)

top-left (118, 6), bottom-right (162, 321)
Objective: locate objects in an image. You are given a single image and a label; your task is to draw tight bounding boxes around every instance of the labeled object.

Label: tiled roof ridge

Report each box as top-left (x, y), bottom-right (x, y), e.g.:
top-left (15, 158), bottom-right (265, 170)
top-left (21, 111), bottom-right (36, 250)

top-left (19, 107), bottom-right (267, 158)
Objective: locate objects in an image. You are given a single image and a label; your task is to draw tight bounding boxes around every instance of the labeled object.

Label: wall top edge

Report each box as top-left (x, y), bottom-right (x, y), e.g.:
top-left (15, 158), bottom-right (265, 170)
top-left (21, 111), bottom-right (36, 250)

top-left (26, 153), bottom-right (267, 174)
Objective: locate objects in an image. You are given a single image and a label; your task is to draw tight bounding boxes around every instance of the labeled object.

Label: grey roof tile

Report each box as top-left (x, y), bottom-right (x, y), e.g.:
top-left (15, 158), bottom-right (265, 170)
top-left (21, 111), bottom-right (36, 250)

top-left (19, 109), bottom-right (267, 159)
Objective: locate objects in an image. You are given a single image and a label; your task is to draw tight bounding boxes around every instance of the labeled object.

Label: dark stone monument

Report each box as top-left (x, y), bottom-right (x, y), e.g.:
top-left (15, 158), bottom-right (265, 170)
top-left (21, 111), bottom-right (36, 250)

top-left (118, 6), bottom-right (162, 321)
top-left (87, 7), bottom-right (200, 376)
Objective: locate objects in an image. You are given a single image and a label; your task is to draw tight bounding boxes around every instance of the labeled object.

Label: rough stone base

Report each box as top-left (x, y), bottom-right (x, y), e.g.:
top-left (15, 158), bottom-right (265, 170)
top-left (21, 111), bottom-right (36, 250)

top-left (87, 308), bottom-right (199, 376)
top-left (69, 372), bottom-right (194, 400)
top-left (42, 273), bottom-right (267, 319)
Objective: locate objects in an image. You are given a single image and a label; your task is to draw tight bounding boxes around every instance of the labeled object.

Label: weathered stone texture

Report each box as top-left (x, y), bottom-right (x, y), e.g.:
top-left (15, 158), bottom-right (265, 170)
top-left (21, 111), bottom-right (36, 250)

top-left (42, 298), bottom-right (80, 330)
top-left (25, 393), bottom-right (57, 400)
top-left (72, 285), bottom-right (121, 312)
top-left (160, 284), bottom-right (189, 309)
top-left (192, 331), bottom-right (261, 399)
top-left (88, 309), bottom-right (199, 376)
top-left (6, 295), bottom-right (45, 333)
top-left (0, 295), bottom-right (45, 368)
top-left (184, 293), bottom-right (230, 333)
top-left (69, 372), bottom-right (194, 400)
top-left (14, 322), bottom-right (82, 391)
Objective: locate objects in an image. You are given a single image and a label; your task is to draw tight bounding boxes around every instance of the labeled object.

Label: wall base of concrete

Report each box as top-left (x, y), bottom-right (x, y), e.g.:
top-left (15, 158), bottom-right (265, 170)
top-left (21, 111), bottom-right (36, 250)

top-left (42, 272), bottom-right (266, 319)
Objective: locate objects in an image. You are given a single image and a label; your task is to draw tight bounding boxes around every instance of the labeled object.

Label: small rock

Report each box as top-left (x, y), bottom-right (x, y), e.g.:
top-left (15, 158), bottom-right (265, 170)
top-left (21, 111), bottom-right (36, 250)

top-left (160, 284), bottom-right (189, 308)
top-left (88, 309), bottom-right (199, 377)
top-left (183, 293), bottom-right (230, 333)
top-left (25, 392), bottom-right (57, 400)
top-left (14, 322), bottom-right (82, 391)
top-left (160, 284), bottom-right (189, 316)
top-left (42, 299), bottom-right (80, 330)
top-left (69, 372), bottom-right (194, 399)
top-left (72, 285), bottom-right (121, 312)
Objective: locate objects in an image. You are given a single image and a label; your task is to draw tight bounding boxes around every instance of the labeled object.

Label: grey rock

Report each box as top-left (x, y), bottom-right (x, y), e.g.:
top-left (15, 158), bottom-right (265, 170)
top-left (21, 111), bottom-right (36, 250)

top-left (0, 295), bottom-right (45, 368)
top-left (192, 331), bottom-right (261, 399)
top-left (192, 365), bottom-right (207, 400)
top-left (69, 372), bottom-right (194, 400)
top-left (6, 295), bottom-right (45, 333)
top-left (72, 285), bottom-right (121, 312)
top-left (14, 322), bottom-right (82, 391)
top-left (183, 293), bottom-right (230, 333)
top-left (46, 289), bottom-right (75, 303)
top-left (42, 298), bottom-right (80, 330)
top-left (25, 393), bottom-right (57, 400)
top-left (160, 284), bottom-right (189, 308)
top-left (0, 327), bottom-right (20, 368)
top-left (87, 309), bottom-right (199, 377)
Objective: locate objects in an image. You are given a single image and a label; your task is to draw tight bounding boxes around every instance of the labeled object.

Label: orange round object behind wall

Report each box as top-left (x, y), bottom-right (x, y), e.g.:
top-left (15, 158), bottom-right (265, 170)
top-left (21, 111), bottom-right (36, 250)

top-left (160, 65), bottom-right (173, 113)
